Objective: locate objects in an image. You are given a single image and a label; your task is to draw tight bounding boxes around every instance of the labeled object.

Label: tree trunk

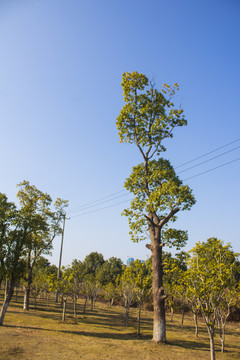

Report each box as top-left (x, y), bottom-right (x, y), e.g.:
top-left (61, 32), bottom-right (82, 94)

top-left (62, 299), bottom-right (66, 322)
top-left (151, 228), bottom-right (166, 343)
top-left (73, 296), bottom-right (77, 318)
top-left (194, 313), bottom-right (198, 337)
top-left (23, 267), bottom-right (33, 311)
top-left (218, 317), bottom-right (225, 352)
top-left (137, 302), bottom-right (142, 336)
top-left (23, 287), bottom-right (31, 311)
top-left (83, 297), bottom-right (87, 314)
top-left (15, 286), bottom-right (18, 302)
top-left (181, 309), bottom-right (184, 328)
top-left (0, 277), bottom-right (15, 325)
top-left (4, 277), bottom-right (9, 300)
top-left (207, 326), bottom-right (216, 360)
top-left (125, 301), bottom-right (130, 327)
top-left (170, 307), bottom-right (174, 322)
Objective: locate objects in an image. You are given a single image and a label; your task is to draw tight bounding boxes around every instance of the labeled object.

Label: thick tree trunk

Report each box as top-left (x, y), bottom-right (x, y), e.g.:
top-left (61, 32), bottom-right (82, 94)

top-left (0, 277), bottom-right (15, 325)
top-left (151, 228), bottom-right (166, 343)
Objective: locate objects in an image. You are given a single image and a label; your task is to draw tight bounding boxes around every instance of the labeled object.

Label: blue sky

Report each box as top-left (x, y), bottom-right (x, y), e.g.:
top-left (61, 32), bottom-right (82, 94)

top-left (0, 0), bottom-right (240, 265)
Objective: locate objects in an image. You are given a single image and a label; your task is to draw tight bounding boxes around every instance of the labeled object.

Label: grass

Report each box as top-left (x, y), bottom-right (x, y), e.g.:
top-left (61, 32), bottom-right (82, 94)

top-left (0, 292), bottom-right (240, 360)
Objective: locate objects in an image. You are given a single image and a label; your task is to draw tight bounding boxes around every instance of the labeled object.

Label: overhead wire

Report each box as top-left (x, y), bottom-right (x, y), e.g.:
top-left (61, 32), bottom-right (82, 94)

top-left (175, 138), bottom-right (240, 169)
top-left (67, 138), bottom-right (240, 218)
top-left (176, 144), bottom-right (240, 175)
top-left (67, 191), bottom-right (129, 215)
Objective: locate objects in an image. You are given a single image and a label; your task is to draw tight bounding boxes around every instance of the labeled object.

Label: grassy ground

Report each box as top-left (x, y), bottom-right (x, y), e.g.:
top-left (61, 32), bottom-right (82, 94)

top-left (0, 292), bottom-right (240, 360)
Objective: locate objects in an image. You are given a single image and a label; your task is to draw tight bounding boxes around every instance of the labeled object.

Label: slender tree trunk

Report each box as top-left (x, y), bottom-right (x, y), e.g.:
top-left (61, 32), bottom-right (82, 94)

top-left (218, 317), bottom-right (225, 352)
top-left (194, 313), bottom-right (198, 337)
top-left (23, 268), bottom-right (33, 311)
top-left (4, 277), bottom-right (9, 300)
top-left (137, 302), bottom-right (142, 336)
top-left (23, 287), bottom-right (31, 311)
top-left (62, 299), bottom-right (67, 322)
top-left (73, 296), bottom-right (77, 318)
top-left (170, 307), bottom-right (174, 322)
top-left (207, 326), bottom-right (215, 360)
top-left (125, 301), bottom-right (129, 327)
top-left (0, 277), bottom-right (15, 325)
top-left (15, 285), bottom-right (18, 302)
top-left (83, 296), bottom-right (87, 314)
top-left (90, 296), bottom-right (94, 311)
top-left (181, 309), bottom-right (184, 328)
top-left (151, 228), bottom-right (166, 343)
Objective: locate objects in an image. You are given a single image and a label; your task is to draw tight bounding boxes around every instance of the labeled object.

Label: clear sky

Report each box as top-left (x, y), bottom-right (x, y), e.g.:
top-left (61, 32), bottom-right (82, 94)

top-left (0, 0), bottom-right (240, 266)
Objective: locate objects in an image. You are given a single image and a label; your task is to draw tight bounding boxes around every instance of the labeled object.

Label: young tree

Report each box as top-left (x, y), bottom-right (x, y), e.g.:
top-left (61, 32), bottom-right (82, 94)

top-left (16, 181), bottom-right (68, 311)
top-left (116, 71), bottom-right (195, 342)
top-left (129, 260), bottom-right (152, 336)
top-left (0, 194), bottom-right (26, 325)
top-left (187, 238), bottom-right (239, 360)
top-left (118, 266), bottom-right (136, 327)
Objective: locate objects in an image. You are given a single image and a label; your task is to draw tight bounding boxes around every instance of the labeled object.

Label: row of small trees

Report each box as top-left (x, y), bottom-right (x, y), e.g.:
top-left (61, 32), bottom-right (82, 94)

top-left (0, 181), bottom-right (68, 324)
top-left (7, 239), bottom-right (239, 358)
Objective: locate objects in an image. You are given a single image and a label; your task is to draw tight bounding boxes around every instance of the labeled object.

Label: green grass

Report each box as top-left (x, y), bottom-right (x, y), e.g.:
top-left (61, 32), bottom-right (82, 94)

top-left (0, 292), bottom-right (239, 359)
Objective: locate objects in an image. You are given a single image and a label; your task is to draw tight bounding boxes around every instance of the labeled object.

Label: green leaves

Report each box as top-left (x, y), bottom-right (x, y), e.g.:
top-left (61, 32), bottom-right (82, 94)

top-left (122, 158), bottom-right (195, 243)
top-left (116, 72), bottom-right (187, 157)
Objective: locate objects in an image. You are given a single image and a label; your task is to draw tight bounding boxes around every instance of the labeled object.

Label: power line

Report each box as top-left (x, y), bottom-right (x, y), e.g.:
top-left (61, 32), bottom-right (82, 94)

top-left (67, 190), bottom-right (126, 214)
top-left (67, 138), bottom-right (240, 217)
top-left (69, 157), bottom-right (240, 218)
top-left (175, 138), bottom-right (240, 169)
top-left (69, 198), bottom-right (133, 218)
top-left (67, 192), bottom-right (129, 215)
top-left (177, 145), bottom-right (240, 175)
top-left (183, 157), bottom-right (240, 181)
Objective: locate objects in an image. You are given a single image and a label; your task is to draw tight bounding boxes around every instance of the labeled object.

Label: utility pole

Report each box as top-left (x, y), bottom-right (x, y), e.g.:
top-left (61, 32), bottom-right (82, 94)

top-left (55, 213), bottom-right (66, 303)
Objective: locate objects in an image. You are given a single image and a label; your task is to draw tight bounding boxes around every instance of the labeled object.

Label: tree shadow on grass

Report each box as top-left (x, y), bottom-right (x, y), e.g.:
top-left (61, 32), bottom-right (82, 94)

top-left (4, 324), bottom-right (152, 341)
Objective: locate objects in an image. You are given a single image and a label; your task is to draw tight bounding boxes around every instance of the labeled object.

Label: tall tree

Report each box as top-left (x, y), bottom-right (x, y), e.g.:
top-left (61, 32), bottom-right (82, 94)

top-left (116, 71), bottom-right (195, 342)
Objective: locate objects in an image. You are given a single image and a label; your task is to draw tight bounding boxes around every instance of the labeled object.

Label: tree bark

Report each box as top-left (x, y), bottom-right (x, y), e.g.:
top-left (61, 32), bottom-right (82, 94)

top-left (125, 301), bottom-right (130, 327)
top-left (23, 267), bottom-right (33, 311)
top-left (83, 297), bottom-right (87, 314)
top-left (73, 296), bottom-right (77, 318)
top-left (62, 299), bottom-right (66, 322)
top-left (194, 313), bottom-right (198, 337)
top-left (137, 302), bottom-right (142, 336)
top-left (181, 309), bottom-right (185, 328)
top-left (207, 326), bottom-right (216, 360)
top-left (0, 277), bottom-right (15, 325)
top-left (151, 227), bottom-right (166, 343)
